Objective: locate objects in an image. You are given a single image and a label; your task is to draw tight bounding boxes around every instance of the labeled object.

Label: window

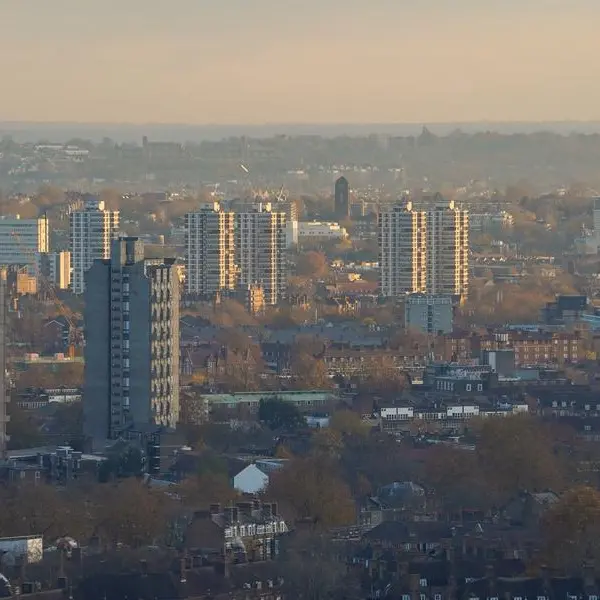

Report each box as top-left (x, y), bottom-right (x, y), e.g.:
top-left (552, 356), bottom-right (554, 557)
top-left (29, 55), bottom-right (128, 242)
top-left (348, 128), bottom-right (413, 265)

top-left (466, 384), bottom-right (472, 392)
top-left (420, 579), bottom-right (428, 587)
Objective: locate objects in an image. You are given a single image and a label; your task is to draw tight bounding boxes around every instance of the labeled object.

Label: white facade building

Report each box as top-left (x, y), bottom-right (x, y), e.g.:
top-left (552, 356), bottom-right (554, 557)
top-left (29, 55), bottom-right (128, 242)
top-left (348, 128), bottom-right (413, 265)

top-left (232, 464), bottom-right (270, 494)
top-left (426, 199), bottom-right (469, 298)
top-left (185, 203), bottom-right (236, 297)
top-left (236, 203), bottom-right (286, 305)
top-left (69, 199), bottom-right (119, 294)
top-left (379, 196), bottom-right (469, 301)
top-left (297, 221), bottom-right (348, 240)
top-left (378, 202), bottom-right (427, 297)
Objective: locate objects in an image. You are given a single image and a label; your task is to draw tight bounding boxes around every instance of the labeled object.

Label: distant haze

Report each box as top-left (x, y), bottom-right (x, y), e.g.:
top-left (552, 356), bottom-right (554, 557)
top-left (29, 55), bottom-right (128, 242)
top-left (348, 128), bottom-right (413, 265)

top-left (2, 0), bottom-right (600, 125)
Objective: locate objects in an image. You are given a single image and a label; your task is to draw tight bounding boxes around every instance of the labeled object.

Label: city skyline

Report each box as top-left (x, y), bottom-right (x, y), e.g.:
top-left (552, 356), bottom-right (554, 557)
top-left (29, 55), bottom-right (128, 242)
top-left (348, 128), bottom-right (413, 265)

top-left (2, 0), bottom-right (600, 124)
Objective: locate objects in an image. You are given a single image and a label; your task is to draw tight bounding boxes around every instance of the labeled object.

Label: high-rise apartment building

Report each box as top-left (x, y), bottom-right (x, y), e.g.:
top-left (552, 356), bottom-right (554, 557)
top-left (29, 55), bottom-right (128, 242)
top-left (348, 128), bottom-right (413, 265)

top-left (236, 203), bottom-right (286, 305)
top-left (83, 238), bottom-right (179, 449)
top-left (378, 201), bottom-right (427, 297)
top-left (334, 176), bottom-right (350, 219)
top-left (70, 198), bottom-right (119, 294)
top-left (184, 203), bottom-right (236, 297)
top-left (425, 198), bottom-right (469, 298)
top-left (0, 216), bottom-right (49, 274)
top-left (594, 197), bottom-right (600, 237)
top-left (379, 196), bottom-right (469, 301)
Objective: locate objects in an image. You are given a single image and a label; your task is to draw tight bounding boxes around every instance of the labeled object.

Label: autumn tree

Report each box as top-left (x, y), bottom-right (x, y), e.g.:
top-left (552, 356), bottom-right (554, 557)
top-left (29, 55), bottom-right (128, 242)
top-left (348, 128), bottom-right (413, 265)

top-left (215, 329), bottom-right (264, 392)
top-left (178, 473), bottom-right (239, 509)
top-left (476, 415), bottom-right (566, 503)
top-left (290, 353), bottom-right (331, 390)
top-left (290, 335), bottom-right (331, 390)
top-left (280, 532), bottom-right (359, 600)
top-left (311, 428), bottom-right (344, 458)
top-left (36, 184), bottom-right (65, 206)
top-left (94, 479), bottom-right (171, 548)
top-left (423, 445), bottom-right (490, 512)
top-left (259, 398), bottom-right (305, 432)
top-left (16, 363), bottom-right (84, 390)
top-left (99, 188), bottom-right (122, 211)
top-left (341, 433), bottom-right (415, 496)
top-left (267, 457), bottom-right (356, 528)
top-left (296, 251), bottom-right (328, 278)
top-left (0, 483), bottom-right (93, 542)
top-left (330, 410), bottom-right (370, 438)
top-left (7, 403), bottom-right (43, 450)
top-left (292, 334), bottom-right (326, 357)
top-left (358, 358), bottom-right (407, 398)
top-left (540, 486), bottom-right (600, 574)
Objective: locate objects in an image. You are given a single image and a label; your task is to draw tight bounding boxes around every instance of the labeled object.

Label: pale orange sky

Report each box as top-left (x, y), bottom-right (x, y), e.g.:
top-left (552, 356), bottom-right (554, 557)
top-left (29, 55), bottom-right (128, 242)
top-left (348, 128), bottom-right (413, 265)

top-left (1, 0), bottom-right (599, 123)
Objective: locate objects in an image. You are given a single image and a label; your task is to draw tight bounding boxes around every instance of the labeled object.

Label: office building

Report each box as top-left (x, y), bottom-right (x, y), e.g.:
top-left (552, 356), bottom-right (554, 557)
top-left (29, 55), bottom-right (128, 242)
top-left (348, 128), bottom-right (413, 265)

top-left (83, 238), bottom-right (179, 448)
top-left (378, 201), bottom-right (427, 297)
top-left (236, 203), bottom-right (286, 305)
top-left (334, 176), bottom-right (350, 219)
top-left (0, 216), bottom-right (49, 275)
top-left (70, 198), bottom-right (119, 294)
top-left (404, 294), bottom-right (454, 335)
top-left (39, 251), bottom-right (71, 290)
top-left (185, 203), bottom-right (236, 297)
top-left (378, 196), bottom-right (469, 301)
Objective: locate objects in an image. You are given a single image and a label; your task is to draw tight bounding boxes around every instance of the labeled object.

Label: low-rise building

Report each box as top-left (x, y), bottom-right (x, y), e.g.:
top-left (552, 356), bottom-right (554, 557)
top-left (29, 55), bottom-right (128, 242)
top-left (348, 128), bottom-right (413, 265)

top-left (379, 399), bottom-right (528, 433)
top-left (203, 390), bottom-right (335, 414)
top-left (298, 221), bottom-right (348, 240)
top-left (184, 501), bottom-right (288, 564)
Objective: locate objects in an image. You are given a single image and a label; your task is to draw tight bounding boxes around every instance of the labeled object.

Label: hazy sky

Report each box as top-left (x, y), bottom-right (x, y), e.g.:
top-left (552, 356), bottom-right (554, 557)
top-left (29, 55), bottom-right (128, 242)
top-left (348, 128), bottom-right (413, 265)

top-left (1, 0), bottom-right (600, 124)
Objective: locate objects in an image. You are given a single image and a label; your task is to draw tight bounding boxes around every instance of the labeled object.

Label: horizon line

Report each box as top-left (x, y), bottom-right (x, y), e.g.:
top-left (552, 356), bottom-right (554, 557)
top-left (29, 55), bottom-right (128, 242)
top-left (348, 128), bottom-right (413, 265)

top-left (2, 119), bottom-right (600, 127)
